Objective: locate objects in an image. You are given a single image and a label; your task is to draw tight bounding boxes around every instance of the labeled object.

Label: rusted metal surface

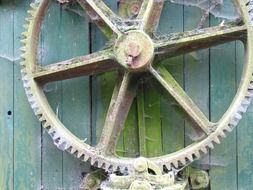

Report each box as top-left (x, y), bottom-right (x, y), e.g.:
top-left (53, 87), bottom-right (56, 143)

top-left (34, 49), bottom-right (118, 84)
top-left (101, 157), bottom-right (188, 189)
top-left (20, 0), bottom-right (253, 188)
top-left (154, 21), bottom-right (247, 60)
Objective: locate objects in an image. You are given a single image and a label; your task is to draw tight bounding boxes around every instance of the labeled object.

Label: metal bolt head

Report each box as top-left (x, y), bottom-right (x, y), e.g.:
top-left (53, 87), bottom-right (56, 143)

top-left (124, 42), bottom-right (142, 58)
top-left (134, 157), bottom-right (148, 173)
top-left (114, 30), bottom-right (154, 71)
top-left (130, 3), bottom-right (141, 16)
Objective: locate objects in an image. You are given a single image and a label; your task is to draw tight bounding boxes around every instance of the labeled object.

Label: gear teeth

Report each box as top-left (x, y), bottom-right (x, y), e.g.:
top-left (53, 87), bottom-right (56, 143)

top-left (90, 157), bottom-right (96, 166)
top-left (21, 32), bottom-right (29, 38)
top-left (245, 90), bottom-right (253, 97)
top-left (23, 24), bottom-right (29, 29)
top-left (42, 121), bottom-right (51, 128)
top-left (20, 69), bottom-right (26, 74)
top-left (67, 146), bottom-right (73, 153)
top-left (70, 147), bottom-right (77, 154)
top-left (238, 105), bottom-right (248, 113)
top-left (77, 152), bottom-right (84, 159)
top-left (83, 154), bottom-right (90, 162)
top-left (119, 166), bottom-right (126, 173)
top-left (186, 155), bottom-right (194, 162)
top-left (179, 158), bottom-right (186, 166)
top-left (30, 3), bottom-right (38, 10)
top-left (194, 151), bottom-right (200, 159)
top-left (106, 164), bottom-right (114, 172)
top-left (25, 17), bottom-right (32, 22)
top-left (20, 61), bottom-right (26, 66)
top-left (20, 47), bottom-right (26, 52)
top-left (172, 160), bottom-right (179, 168)
top-left (52, 133), bottom-right (60, 141)
top-left (235, 112), bottom-right (242, 120)
top-left (213, 136), bottom-right (221, 144)
top-left (97, 161), bottom-right (104, 169)
top-left (21, 38), bottom-right (27, 44)
top-left (207, 142), bottom-right (214, 149)
top-left (34, 107), bottom-right (42, 115)
top-left (248, 83), bottom-right (253, 90)
top-left (20, 53), bottom-right (27, 59)
top-left (224, 125), bottom-right (233, 132)
top-left (101, 163), bottom-right (107, 170)
top-left (31, 102), bottom-right (38, 110)
top-left (48, 128), bottom-right (54, 134)
top-left (229, 117), bottom-right (239, 126)
top-left (38, 115), bottom-right (46, 122)
top-left (27, 10), bottom-right (36, 17)
top-left (165, 163), bottom-right (171, 171)
top-left (219, 130), bottom-right (226, 138)
top-left (58, 141), bottom-right (69, 151)
top-left (71, 148), bottom-right (78, 157)
top-left (242, 98), bottom-right (251, 105)
top-left (23, 81), bottom-right (31, 88)
top-left (200, 147), bottom-right (208, 154)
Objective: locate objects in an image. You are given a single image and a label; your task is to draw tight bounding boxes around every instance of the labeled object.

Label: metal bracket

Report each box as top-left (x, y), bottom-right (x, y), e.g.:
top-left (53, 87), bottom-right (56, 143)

top-left (100, 157), bottom-right (188, 190)
top-left (81, 160), bottom-right (210, 190)
top-left (187, 167), bottom-right (209, 189)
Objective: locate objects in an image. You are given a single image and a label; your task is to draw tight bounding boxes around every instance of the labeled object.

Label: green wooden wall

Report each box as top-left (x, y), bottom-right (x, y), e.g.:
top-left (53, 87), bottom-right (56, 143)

top-left (0, 0), bottom-right (253, 189)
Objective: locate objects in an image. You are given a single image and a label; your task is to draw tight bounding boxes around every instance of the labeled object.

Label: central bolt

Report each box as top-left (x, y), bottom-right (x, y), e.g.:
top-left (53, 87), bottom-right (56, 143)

top-left (114, 30), bottom-right (154, 71)
top-left (124, 42), bottom-right (142, 67)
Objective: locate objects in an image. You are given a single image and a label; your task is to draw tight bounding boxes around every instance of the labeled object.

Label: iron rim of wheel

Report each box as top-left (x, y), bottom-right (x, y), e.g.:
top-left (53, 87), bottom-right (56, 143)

top-left (20, 0), bottom-right (253, 173)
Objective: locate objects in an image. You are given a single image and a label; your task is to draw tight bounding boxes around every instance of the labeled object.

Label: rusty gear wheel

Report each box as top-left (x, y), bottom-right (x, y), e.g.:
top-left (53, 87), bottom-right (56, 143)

top-left (21, 0), bottom-right (253, 173)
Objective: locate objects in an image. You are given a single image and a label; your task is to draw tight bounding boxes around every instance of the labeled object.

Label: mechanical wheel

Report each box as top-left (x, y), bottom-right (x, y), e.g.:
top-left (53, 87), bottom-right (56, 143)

top-left (21, 0), bottom-right (253, 175)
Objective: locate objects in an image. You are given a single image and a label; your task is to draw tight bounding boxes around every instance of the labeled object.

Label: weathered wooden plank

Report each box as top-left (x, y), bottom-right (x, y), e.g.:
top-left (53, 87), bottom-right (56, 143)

top-left (143, 84), bottom-right (162, 157)
top-left (122, 101), bottom-right (139, 157)
top-left (0, 1), bottom-right (14, 189)
top-left (60, 6), bottom-right (91, 189)
top-left (209, 17), bottom-right (237, 190)
top-left (91, 1), bottom-right (118, 146)
top-left (236, 41), bottom-right (253, 189)
top-left (158, 1), bottom-right (184, 155)
top-left (137, 82), bottom-right (147, 156)
top-left (41, 2), bottom-right (63, 189)
top-left (184, 4), bottom-right (210, 170)
top-left (13, 0), bottom-right (41, 189)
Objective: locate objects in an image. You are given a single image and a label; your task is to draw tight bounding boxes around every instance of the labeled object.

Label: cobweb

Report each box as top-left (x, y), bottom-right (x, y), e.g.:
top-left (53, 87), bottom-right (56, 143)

top-left (169, 0), bottom-right (240, 20)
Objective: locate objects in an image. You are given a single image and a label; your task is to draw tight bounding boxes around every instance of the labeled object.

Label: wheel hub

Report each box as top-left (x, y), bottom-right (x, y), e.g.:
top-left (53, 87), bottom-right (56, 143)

top-left (114, 30), bottom-right (154, 71)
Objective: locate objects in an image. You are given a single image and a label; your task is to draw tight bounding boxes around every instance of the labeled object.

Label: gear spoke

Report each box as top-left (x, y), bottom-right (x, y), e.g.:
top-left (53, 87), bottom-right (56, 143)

top-left (33, 49), bottom-right (118, 84)
top-left (149, 65), bottom-right (214, 135)
top-left (154, 22), bottom-right (247, 60)
top-left (96, 72), bottom-right (138, 155)
top-left (137, 0), bottom-right (164, 34)
top-left (77, 0), bottom-right (122, 37)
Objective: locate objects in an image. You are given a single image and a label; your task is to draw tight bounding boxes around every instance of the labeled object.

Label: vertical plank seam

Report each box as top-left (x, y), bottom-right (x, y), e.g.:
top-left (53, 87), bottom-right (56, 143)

top-left (182, 4), bottom-right (186, 148)
top-left (88, 21), bottom-right (94, 146)
top-left (208, 12), bottom-right (212, 181)
top-left (207, 11), bottom-right (211, 189)
top-left (235, 41), bottom-right (239, 190)
top-left (12, 0), bottom-right (15, 189)
top-left (40, 14), bottom-right (44, 189)
top-left (59, 7), bottom-right (64, 188)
